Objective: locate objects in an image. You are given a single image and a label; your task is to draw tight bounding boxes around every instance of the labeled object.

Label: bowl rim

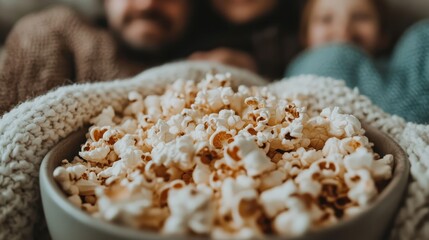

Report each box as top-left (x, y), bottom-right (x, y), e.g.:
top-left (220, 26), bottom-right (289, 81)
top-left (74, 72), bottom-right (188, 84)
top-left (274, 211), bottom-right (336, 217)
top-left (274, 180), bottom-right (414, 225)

top-left (40, 124), bottom-right (409, 239)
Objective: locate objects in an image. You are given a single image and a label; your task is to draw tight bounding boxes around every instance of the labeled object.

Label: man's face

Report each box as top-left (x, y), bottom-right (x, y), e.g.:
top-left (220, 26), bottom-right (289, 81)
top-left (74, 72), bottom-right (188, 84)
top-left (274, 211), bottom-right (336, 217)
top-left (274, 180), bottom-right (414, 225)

top-left (105, 0), bottom-right (190, 52)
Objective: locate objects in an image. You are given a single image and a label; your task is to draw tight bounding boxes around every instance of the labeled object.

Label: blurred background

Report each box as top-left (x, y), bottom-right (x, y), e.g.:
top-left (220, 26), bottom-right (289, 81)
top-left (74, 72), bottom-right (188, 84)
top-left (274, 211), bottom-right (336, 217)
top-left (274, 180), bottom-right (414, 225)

top-left (0, 0), bottom-right (103, 42)
top-left (1, 0), bottom-right (429, 115)
top-left (1, 0), bottom-right (428, 43)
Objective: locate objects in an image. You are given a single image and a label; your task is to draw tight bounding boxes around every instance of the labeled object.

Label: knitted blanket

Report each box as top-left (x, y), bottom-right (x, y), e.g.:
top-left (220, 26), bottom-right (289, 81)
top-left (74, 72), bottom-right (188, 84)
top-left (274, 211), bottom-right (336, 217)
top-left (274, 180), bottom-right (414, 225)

top-left (1, 62), bottom-right (428, 240)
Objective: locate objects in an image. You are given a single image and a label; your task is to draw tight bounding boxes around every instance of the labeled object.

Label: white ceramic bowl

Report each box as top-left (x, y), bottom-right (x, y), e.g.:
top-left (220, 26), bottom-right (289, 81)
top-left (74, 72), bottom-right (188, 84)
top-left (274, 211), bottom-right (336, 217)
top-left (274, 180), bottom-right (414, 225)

top-left (40, 124), bottom-right (409, 240)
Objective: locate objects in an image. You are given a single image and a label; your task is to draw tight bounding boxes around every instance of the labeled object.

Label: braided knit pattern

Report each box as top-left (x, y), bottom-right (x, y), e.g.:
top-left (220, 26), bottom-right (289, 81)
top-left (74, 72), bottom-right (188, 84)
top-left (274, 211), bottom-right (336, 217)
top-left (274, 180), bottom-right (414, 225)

top-left (1, 62), bottom-right (428, 240)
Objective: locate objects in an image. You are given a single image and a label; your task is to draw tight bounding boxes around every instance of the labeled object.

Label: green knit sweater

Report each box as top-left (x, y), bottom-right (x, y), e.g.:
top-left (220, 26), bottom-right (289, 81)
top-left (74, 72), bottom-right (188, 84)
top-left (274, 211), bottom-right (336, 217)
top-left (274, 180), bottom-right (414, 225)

top-left (286, 20), bottom-right (429, 124)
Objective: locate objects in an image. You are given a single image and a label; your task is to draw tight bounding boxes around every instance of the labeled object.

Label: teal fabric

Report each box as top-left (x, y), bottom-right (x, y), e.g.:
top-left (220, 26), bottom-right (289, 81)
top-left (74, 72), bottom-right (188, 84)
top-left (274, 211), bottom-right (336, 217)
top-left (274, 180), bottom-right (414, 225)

top-left (286, 20), bottom-right (429, 124)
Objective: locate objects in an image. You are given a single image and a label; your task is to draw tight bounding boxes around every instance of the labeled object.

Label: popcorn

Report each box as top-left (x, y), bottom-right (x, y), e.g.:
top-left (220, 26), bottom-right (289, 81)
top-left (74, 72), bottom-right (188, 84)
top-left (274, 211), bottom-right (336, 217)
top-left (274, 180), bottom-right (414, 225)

top-left (144, 95), bottom-right (162, 118)
top-left (242, 149), bottom-right (275, 177)
top-left (224, 137), bottom-right (275, 176)
top-left (151, 135), bottom-right (195, 171)
top-left (79, 141), bottom-right (110, 163)
top-left (75, 178), bottom-right (99, 196)
top-left (259, 169), bottom-right (287, 191)
top-left (193, 161), bottom-right (211, 185)
top-left (68, 195), bottom-right (82, 207)
top-left (53, 166), bottom-right (78, 195)
top-left (54, 73), bottom-right (393, 238)
top-left (119, 118), bottom-right (138, 134)
top-left (344, 169), bottom-right (377, 206)
top-left (219, 176), bottom-right (259, 215)
top-left (298, 148), bottom-right (323, 167)
top-left (113, 134), bottom-right (139, 158)
top-left (142, 159), bottom-right (178, 183)
top-left (163, 185), bottom-right (214, 235)
top-left (161, 92), bottom-right (186, 116)
top-left (260, 180), bottom-right (298, 217)
top-left (194, 88), bottom-right (225, 113)
top-left (157, 180), bottom-right (187, 208)
top-left (218, 109), bottom-right (246, 130)
top-left (91, 106), bottom-right (116, 127)
top-left (344, 147), bottom-right (374, 171)
top-left (322, 137), bottom-right (347, 157)
top-left (97, 135), bottom-right (144, 178)
top-left (340, 136), bottom-right (370, 154)
top-left (320, 107), bottom-right (364, 138)
top-left (102, 128), bottom-right (124, 146)
top-left (371, 154), bottom-right (394, 181)
top-left (279, 155), bottom-right (303, 178)
top-left (273, 210), bottom-right (311, 236)
top-left (135, 207), bottom-right (169, 230)
top-left (123, 91), bottom-right (144, 116)
top-left (209, 130), bottom-right (234, 149)
top-left (166, 114), bottom-right (194, 136)
top-left (95, 183), bottom-right (153, 228)
top-left (320, 178), bottom-right (347, 203)
top-left (145, 120), bottom-right (175, 147)
top-left (197, 73), bottom-right (232, 90)
top-left (304, 126), bottom-right (330, 150)
top-left (313, 158), bottom-right (342, 178)
top-left (295, 168), bottom-right (322, 198)
top-left (89, 126), bottom-right (109, 142)
top-left (167, 79), bottom-right (199, 107)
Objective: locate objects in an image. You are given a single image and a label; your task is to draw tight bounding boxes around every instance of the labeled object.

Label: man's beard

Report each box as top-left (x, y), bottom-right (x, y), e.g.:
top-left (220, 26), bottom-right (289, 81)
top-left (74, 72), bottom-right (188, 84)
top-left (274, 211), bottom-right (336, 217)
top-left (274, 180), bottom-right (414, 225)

top-left (123, 8), bottom-right (172, 32)
top-left (117, 10), bottom-right (173, 54)
top-left (112, 9), bottom-right (184, 61)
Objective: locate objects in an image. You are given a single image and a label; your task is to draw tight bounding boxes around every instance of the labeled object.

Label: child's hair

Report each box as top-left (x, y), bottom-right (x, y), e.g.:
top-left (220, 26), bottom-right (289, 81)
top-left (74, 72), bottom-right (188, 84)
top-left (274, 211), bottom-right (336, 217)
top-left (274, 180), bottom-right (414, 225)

top-left (299, 0), bottom-right (391, 52)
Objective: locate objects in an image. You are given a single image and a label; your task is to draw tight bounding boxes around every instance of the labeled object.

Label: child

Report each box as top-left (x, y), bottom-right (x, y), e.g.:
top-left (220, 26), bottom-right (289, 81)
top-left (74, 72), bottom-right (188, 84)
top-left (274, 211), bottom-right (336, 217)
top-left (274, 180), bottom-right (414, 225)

top-left (300, 0), bottom-right (390, 55)
top-left (286, 0), bottom-right (429, 124)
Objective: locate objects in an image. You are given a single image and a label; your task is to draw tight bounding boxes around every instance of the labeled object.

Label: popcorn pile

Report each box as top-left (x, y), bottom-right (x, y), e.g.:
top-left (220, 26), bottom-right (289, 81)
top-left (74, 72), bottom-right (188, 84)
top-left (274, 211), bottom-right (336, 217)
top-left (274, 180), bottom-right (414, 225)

top-left (53, 73), bottom-right (393, 239)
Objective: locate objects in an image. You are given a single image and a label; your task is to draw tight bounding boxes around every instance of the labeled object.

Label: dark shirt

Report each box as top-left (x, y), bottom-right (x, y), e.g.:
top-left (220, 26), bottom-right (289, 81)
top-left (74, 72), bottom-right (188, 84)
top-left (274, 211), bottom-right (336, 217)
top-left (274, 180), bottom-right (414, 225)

top-left (184, 0), bottom-right (300, 80)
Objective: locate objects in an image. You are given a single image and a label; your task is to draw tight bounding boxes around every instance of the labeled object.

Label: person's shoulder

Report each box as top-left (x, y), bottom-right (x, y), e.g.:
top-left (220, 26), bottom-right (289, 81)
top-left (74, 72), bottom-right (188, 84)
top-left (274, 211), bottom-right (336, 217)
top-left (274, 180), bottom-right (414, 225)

top-left (22, 5), bottom-right (83, 23)
top-left (11, 5), bottom-right (87, 35)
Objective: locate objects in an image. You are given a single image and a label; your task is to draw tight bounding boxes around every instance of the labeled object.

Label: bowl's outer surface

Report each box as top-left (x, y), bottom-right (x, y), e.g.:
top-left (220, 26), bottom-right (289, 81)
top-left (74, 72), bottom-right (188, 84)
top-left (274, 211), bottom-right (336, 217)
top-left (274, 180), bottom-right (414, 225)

top-left (40, 125), bottom-right (409, 240)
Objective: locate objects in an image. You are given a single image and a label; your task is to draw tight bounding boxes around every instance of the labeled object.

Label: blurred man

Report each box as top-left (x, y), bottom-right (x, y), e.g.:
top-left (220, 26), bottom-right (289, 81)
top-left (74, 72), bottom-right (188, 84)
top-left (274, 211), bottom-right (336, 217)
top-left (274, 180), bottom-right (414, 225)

top-left (0, 0), bottom-right (191, 114)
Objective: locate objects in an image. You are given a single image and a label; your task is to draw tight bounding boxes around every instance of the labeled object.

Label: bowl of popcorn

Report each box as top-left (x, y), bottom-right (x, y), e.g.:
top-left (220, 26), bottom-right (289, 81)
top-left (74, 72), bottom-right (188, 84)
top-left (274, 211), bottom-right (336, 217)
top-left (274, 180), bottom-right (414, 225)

top-left (40, 73), bottom-right (409, 240)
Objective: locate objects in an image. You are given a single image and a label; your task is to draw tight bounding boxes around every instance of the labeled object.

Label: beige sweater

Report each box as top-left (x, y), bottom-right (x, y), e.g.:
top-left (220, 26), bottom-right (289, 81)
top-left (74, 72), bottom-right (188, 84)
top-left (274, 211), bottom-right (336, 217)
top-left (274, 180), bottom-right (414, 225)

top-left (0, 6), bottom-right (152, 115)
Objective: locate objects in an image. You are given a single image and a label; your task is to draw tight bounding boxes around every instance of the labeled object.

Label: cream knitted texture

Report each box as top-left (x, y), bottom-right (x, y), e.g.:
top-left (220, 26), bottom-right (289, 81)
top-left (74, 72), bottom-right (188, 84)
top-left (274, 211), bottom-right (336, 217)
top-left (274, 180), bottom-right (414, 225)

top-left (0, 61), bottom-right (427, 240)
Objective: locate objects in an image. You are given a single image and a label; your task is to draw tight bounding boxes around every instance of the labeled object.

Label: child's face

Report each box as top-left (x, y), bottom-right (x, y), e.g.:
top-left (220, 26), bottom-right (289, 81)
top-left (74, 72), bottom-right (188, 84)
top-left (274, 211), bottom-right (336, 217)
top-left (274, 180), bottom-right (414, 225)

top-left (306, 0), bottom-right (381, 54)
